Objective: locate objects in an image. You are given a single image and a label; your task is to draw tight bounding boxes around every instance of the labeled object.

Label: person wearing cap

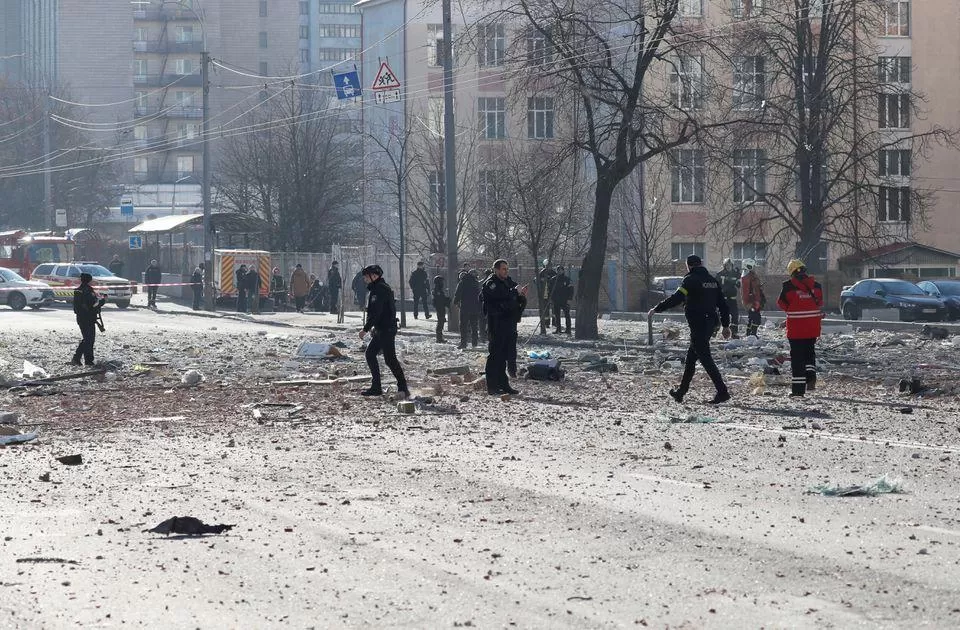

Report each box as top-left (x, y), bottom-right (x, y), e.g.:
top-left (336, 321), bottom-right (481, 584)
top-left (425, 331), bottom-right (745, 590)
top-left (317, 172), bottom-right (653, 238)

top-left (777, 259), bottom-right (824, 397)
top-left (144, 259), bottom-right (162, 308)
top-left (549, 264), bottom-right (573, 334)
top-left (327, 261), bottom-right (343, 315)
top-left (409, 261), bottom-right (431, 320)
top-left (482, 259), bottom-right (528, 395)
top-left (648, 255), bottom-right (731, 404)
top-left (71, 272), bottom-right (106, 366)
top-left (359, 264), bottom-right (410, 398)
top-left (716, 258), bottom-right (741, 338)
top-left (740, 258), bottom-right (766, 337)
top-left (270, 267), bottom-right (287, 311)
top-left (108, 254), bottom-right (124, 278)
top-left (432, 275), bottom-right (451, 343)
top-left (289, 263), bottom-right (310, 313)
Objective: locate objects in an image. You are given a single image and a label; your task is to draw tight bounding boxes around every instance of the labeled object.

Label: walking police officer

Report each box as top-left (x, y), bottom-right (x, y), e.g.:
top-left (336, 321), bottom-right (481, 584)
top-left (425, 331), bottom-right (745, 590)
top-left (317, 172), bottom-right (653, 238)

top-left (359, 265), bottom-right (410, 399)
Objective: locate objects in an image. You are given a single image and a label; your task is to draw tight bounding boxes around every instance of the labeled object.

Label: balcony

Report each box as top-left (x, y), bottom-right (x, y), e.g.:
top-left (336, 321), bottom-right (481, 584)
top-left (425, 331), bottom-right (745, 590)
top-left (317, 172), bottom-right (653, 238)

top-left (134, 40), bottom-right (204, 54)
top-left (133, 73), bottom-right (203, 87)
top-left (135, 105), bottom-right (203, 119)
top-left (133, 168), bottom-right (203, 185)
top-left (134, 6), bottom-right (205, 22)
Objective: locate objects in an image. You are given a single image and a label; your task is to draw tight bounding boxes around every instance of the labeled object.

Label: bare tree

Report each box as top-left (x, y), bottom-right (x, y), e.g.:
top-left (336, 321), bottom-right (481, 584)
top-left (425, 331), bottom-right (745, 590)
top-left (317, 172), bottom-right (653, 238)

top-left (615, 166), bottom-right (673, 309)
top-left (479, 0), bottom-right (749, 338)
top-left (215, 85), bottom-right (361, 250)
top-left (708, 0), bottom-right (955, 271)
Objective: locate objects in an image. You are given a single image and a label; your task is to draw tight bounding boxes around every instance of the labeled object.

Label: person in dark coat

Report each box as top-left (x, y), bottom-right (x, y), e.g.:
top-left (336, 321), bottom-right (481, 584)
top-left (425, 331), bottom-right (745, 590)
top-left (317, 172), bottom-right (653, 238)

top-left (108, 254), bottom-right (124, 278)
top-left (352, 270), bottom-right (365, 308)
top-left (308, 274), bottom-right (326, 312)
top-left (648, 255), bottom-right (731, 405)
top-left (144, 259), bottom-right (162, 308)
top-left (236, 264), bottom-right (248, 313)
top-left (359, 264), bottom-right (410, 398)
top-left (432, 275), bottom-right (451, 343)
top-left (409, 261), bottom-right (431, 319)
top-left (482, 259), bottom-right (527, 395)
top-left (550, 264), bottom-right (573, 334)
top-left (327, 261), bottom-right (343, 314)
top-left (191, 263), bottom-right (204, 310)
top-left (245, 265), bottom-right (261, 314)
top-left (71, 272), bottom-right (105, 366)
top-left (716, 258), bottom-right (741, 338)
top-left (270, 267), bottom-right (287, 311)
top-left (537, 262), bottom-right (557, 333)
top-left (453, 269), bottom-right (481, 349)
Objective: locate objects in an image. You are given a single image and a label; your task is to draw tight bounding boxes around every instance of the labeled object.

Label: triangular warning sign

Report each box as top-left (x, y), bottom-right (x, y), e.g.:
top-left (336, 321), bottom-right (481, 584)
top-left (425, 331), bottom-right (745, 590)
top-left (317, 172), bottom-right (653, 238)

top-left (371, 61), bottom-right (401, 90)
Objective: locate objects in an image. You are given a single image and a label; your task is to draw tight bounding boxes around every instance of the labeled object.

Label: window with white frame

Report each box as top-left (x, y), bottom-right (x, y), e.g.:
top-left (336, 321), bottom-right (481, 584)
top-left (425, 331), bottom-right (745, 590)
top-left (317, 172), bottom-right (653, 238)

top-left (317, 3), bottom-right (359, 13)
top-left (427, 24), bottom-right (446, 67)
top-left (670, 149), bottom-right (705, 203)
top-left (879, 149), bottom-right (911, 177)
top-left (300, 1), bottom-right (309, 15)
top-left (884, 1), bottom-right (910, 36)
top-left (134, 157), bottom-right (149, 174)
top-left (317, 48), bottom-right (360, 61)
top-left (670, 55), bottom-right (703, 110)
top-left (133, 59), bottom-right (147, 78)
top-left (478, 97), bottom-right (506, 139)
top-left (479, 23), bottom-right (505, 68)
top-left (176, 25), bottom-right (193, 42)
top-left (878, 185), bottom-right (910, 222)
top-left (177, 156), bottom-right (195, 178)
top-left (678, 0), bottom-right (702, 17)
top-left (733, 242), bottom-right (767, 263)
top-left (527, 97), bottom-right (554, 139)
top-left (526, 27), bottom-right (553, 66)
top-left (177, 123), bottom-right (199, 140)
top-left (134, 125), bottom-right (147, 141)
top-left (478, 170), bottom-right (504, 211)
top-left (428, 97), bottom-right (444, 135)
top-left (175, 90), bottom-right (194, 106)
top-left (733, 0), bottom-right (763, 19)
top-left (878, 93), bottom-right (910, 129)
top-left (733, 148), bottom-right (766, 203)
top-left (174, 58), bottom-right (193, 75)
top-left (671, 242), bottom-right (705, 261)
top-left (733, 56), bottom-right (765, 110)
top-left (299, 26), bottom-right (309, 39)
top-left (299, 49), bottom-right (310, 63)
top-left (428, 171), bottom-right (443, 216)
top-left (259, 31), bottom-right (268, 48)
top-left (318, 24), bottom-right (360, 38)
top-left (134, 27), bottom-right (147, 42)
top-left (135, 91), bottom-right (148, 111)
top-left (879, 56), bottom-right (911, 83)
top-left (793, 160), bottom-right (829, 200)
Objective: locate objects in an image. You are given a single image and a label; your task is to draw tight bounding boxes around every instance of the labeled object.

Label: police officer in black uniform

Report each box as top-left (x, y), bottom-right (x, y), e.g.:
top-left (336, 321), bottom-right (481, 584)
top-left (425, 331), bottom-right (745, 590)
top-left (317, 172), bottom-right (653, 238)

top-left (72, 272), bottom-right (105, 366)
top-left (359, 264), bottom-right (410, 399)
top-left (648, 255), bottom-right (731, 404)
top-left (432, 275), bottom-right (450, 343)
top-left (453, 270), bottom-right (481, 349)
top-left (550, 265), bottom-right (573, 334)
top-left (482, 259), bottom-right (528, 395)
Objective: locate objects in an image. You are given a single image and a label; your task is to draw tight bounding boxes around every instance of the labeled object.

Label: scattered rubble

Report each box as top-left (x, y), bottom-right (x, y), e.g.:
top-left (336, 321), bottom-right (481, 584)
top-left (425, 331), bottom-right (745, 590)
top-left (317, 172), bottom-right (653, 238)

top-left (811, 475), bottom-right (905, 497)
top-left (145, 517), bottom-right (235, 536)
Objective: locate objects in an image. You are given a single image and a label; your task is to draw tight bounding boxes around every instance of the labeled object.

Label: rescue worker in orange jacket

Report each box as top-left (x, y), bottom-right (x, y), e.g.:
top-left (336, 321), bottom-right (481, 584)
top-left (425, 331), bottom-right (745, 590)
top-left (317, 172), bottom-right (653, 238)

top-left (740, 258), bottom-right (765, 337)
top-left (776, 259), bottom-right (824, 397)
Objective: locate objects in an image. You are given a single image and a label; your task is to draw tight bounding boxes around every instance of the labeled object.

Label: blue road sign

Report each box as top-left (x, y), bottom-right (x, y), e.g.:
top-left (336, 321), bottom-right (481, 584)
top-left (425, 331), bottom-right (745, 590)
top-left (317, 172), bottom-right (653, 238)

top-left (333, 71), bottom-right (361, 100)
top-left (129, 235), bottom-right (143, 250)
top-left (120, 199), bottom-right (134, 215)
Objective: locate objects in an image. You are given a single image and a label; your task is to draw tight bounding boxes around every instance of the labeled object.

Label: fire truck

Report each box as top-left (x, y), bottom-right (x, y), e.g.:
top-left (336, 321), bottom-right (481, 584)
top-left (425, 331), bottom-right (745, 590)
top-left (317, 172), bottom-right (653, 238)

top-left (0, 230), bottom-right (75, 278)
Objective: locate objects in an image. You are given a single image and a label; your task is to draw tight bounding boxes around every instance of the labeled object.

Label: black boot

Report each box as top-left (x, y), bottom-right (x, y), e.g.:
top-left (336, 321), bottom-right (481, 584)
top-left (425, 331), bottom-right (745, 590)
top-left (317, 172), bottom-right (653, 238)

top-left (707, 390), bottom-right (731, 404)
top-left (669, 388), bottom-right (684, 403)
top-left (360, 387), bottom-right (383, 396)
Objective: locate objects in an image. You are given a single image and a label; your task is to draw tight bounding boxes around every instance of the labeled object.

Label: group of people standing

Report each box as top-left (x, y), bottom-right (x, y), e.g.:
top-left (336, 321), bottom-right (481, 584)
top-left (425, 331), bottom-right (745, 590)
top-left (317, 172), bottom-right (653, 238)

top-left (536, 263), bottom-right (574, 335)
top-left (716, 258), bottom-right (766, 339)
top-left (238, 261), bottom-right (342, 314)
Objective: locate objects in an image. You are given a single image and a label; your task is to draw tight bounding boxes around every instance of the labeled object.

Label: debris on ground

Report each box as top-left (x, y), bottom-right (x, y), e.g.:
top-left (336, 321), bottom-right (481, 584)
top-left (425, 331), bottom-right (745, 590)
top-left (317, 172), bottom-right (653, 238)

top-left (21, 360), bottom-right (49, 379)
top-left (811, 475), bottom-right (905, 497)
top-left (397, 401), bottom-right (416, 414)
top-left (669, 414), bottom-right (720, 424)
top-left (295, 342), bottom-right (344, 359)
top-left (181, 369), bottom-right (203, 386)
top-left (145, 516), bottom-right (235, 536)
top-left (526, 359), bottom-right (564, 381)
top-left (583, 358), bottom-right (617, 373)
top-left (56, 454), bottom-right (83, 466)
top-left (0, 430), bottom-right (38, 446)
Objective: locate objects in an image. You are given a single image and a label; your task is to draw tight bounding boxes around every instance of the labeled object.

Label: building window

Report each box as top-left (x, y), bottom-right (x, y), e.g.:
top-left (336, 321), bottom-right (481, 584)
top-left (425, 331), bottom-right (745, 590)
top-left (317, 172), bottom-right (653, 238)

top-left (300, 1), bottom-right (309, 15)
top-left (317, 3), bottom-right (359, 13)
top-left (671, 242), bottom-right (705, 261)
top-left (300, 49), bottom-right (310, 63)
top-left (526, 28), bottom-right (553, 66)
top-left (879, 149), bottom-right (911, 177)
top-left (259, 0), bottom-right (268, 18)
top-left (177, 156), bottom-right (195, 178)
top-left (174, 58), bottom-right (193, 75)
top-left (794, 161), bottom-right (829, 200)
top-left (733, 0), bottom-right (763, 19)
top-left (134, 158), bottom-right (149, 174)
top-left (733, 242), bottom-right (768, 263)
top-left (259, 61), bottom-right (268, 77)
top-left (427, 24), bottom-right (447, 67)
top-left (479, 23), bottom-right (505, 68)
top-left (733, 148), bottom-right (766, 203)
top-left (134, 27), bottom-right (147, 42)
top-left (133, 59), bottom-right (148, 78)
top-left (879, 56), bottom-right (911, 83)
top-left (670, 55), bottom-right (703, 110)
top-left (878, 93), bottom-right (910, 129)
top-left (318, 25), bottom-right (361, 38)
top-left (878, 185), bottom-right (910, 222)
top-left (428, 171), bottom-right (443, 216)
top-left (175, 90), bottom-right (194, 106)
top-left (679, 0), bottom-right (702, 17)
top-left (428, 97), bottom-right (445, 135)
top-left (259, 31), bottom-right (268, 48)
top-left (175, 25), bottom-right (194, 43)
top-left (317, 48), bottom-right (360, 61)
top-left (670, 149), bottom-right (705, 203)
top-left (134, 125), bottom-right (147, 141)
top-left (478, 170), bottom-right (504, 211)
top-left (135, 91), bottom-right (148, 111)
top-left (177, 123), bottom-right (199, 140)
top-left (478, 97), bottom-right (506, 139)
top-left (527, 97), bottom-right (554, 139)
top-left (733, 56), bottom-right (765, 110)
top-left (300, 25), bottom-right (310, 39)
top-left (884, 1), bottom-right (910, 36)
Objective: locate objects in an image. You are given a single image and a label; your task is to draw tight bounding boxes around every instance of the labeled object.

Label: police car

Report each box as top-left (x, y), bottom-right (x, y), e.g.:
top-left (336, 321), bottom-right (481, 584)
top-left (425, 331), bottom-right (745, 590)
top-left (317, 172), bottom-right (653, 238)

top-left (30, 262), bottom-right (133, 309)
top-left (0, 266), bottom-right (54, 310)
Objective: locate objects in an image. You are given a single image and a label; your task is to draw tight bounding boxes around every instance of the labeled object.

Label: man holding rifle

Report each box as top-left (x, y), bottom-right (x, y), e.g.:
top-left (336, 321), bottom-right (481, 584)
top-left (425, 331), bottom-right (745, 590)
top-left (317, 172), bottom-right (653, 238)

top-left (71, 272), bottom-right (106, 366)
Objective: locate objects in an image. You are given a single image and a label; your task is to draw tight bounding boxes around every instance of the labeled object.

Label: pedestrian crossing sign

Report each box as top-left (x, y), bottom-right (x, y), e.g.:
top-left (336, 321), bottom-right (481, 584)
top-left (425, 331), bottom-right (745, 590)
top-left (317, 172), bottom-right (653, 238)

top-left (371, 61), bottom-right (401, 91)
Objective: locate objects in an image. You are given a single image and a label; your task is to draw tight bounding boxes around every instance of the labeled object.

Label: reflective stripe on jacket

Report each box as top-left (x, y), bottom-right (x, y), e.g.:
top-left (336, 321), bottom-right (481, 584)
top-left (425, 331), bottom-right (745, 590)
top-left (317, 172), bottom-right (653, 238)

top-left (776, 274), bottom-right (824, 340)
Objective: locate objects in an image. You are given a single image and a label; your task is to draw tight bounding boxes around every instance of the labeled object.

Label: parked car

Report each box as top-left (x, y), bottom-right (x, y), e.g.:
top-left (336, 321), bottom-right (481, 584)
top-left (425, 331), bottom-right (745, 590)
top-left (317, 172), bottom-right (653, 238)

top-left (648, 276), bottom-right (685, 311)
top-left (0, 266), bottom-right (54, 310)
top-left (30, 262), bottom-right (133, 309)
top-left (840, 278), bottom-right (947, 322)
top-left (917, 280), bottom-right (960, 321)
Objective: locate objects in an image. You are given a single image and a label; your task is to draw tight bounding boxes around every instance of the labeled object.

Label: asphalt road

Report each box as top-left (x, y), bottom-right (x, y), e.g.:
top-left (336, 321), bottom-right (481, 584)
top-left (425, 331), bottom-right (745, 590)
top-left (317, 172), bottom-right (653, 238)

top-left (1, 303), bottom-right (959, 629)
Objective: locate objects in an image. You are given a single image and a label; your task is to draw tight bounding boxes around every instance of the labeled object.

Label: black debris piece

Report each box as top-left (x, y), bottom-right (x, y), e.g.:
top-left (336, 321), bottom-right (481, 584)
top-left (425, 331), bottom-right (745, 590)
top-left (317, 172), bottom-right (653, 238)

top-left (145, 516), bottom-right (235, 536)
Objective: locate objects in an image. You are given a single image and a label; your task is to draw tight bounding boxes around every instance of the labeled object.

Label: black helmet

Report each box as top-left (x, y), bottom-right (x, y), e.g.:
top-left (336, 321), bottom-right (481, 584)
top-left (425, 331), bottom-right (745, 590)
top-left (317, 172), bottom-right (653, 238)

top-left (434, 275), bottom-right (444, 284)
top-left (361, 264), bottom-right (383, 277)
top-left (79, 272), bottom-right (93, 284)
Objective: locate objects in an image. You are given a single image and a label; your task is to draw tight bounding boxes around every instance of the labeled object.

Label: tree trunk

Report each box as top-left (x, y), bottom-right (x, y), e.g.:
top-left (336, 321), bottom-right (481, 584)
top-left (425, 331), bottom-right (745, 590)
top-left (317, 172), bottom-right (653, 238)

top-left (575, 182), bottom-right (614, 339)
